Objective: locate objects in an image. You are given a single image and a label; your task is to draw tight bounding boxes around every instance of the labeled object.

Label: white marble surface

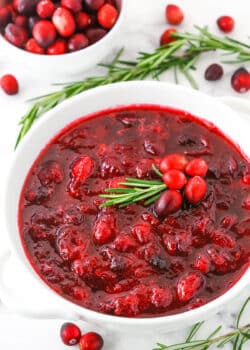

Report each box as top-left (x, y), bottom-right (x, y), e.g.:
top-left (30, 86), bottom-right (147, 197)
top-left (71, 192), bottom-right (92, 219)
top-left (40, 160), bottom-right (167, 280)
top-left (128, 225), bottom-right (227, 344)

top-left (0, 0), bottom-right (250, 349)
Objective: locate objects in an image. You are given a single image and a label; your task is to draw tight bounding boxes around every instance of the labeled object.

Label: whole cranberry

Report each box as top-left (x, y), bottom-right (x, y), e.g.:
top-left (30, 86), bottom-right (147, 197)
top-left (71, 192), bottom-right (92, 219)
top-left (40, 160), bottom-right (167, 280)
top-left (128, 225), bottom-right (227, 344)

top-left (217, 15), bottom-right (234, 33)
top-left (0, 74), bottom-right (19, 95)
top-left (36, 0), bottom-right (55, 18)
top-left (68, 33), bottom-right (89, 52)
top-left (0, 7), bottom-right (11, 28)
top-left (52, 7), bottom-right (76, 37)
top-left (14, 15), bottom-right (28, 27)
top-left (75, 12), bottom-right (90, 30)
top-left (25, 38), bottom-right (45, 54)
top-left (185, 158), bottom-right (208, 177)
top-left (231, 67), bottom-right (249, 93)
top-left (28, 16), bottom-right (40, 30)
top-left (14, 0), bottom-right (39, 15)
top-left (79, 332), bottom-right (104, 350)
top-left (231, 69), bottom-right (250, 93)
top-left (204, 64), bottom-right (223, 81)
top-left (60, 322), bottom-right (81, 346)
top-left (61, 0), bottom-right (82, 13)
top-left (165, 4), bottom-right (184, 25)
top-left (84, 0), bottom-right (105, 11)
top-left (33, 20), bottom-right (57, 48)
top-left (162, 169), bottom-right (187, 190)
top-left (97, 3), bottom-right (118, 29)
top-left (47, 38), bottom-right (67, 54)
top-left (154, 189), bottom-right (182, 217)
top-left (5, 23), bottom-right (28, 47)
top-left (85, 27), bottom-right (107, 44)
top-left (160, 153), bottom-right (188, 173)
top-left (160, 28), bottom-right (177, 46)
top-left (185, 176), bottom-right (207, 204)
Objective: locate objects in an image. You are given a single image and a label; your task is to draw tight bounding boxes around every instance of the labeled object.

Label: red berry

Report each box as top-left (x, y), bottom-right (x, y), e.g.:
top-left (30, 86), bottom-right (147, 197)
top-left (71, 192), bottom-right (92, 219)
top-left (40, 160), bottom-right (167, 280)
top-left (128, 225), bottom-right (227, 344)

top-left (36, 0), bottom-right (55, 18)
top-left (154, 189), bottom-right (182, 217)
top-left (46, 38), bottom-right (67, 54)
top-left (71, 156), bottom-right (94, 181)
top-left (5, 23), bottom-right (28, 47)
top-left (185, 176), bottom-right (207, 204)
top-left (52, 7), bottom-right (76, 37)
top-left (165, 4), bottom-right (184, 25)
top-left (68, 33), bottom-right (89, 52)
top-left (84, 0), bottom-right (105, 11)
top-left (0, 74), bottom-right (19, 95)
top-left (60, 322), bottom-right (81, 346)
top-left (14, 15), bottom-right (28, 27)
top-left (177, 272), bottom-right (204, 302)
top-left (231, 72), bottom-right (250, 93)
top-left (205, 64), bottom-right (223, 81)
top-left (193, 254), bottom-right (210, 274)
top-left (217, 15), bottom-right (234, 33)
top-left (61, 0), bottom-right (82, 13)
top-left (75, 12), bottom-right (90, 30)
top-left (160, 153), bottom-right (188, 173)
top-left (14, 0), bottom-right (39, 15)
top-left (185, 158), bottom-right (208, 177)
top-left (0, 7), bottom-right (11, 28)
top-left (79, 332), bottom-right (104, 350)
top-left (25, 38), bottom-right (45, 54)
top-left (160, 28), bottom-right (177, 46)
top-left (97, 4), bottom-right (118, 29)
top-left (162, 169), bottom-right (187, 190)
top-left (93, 214), bottom-right (116, 244)
top-left (33, 20), bottom-right (56, 48)
top-left (85, 27), bottom-right (107, 44)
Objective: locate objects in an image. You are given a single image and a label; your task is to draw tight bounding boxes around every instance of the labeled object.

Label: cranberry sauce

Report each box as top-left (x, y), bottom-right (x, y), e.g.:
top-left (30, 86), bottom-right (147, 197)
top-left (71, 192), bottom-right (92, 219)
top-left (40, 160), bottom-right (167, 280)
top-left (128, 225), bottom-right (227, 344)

top-left (18, 106), bottom-right (250, 318)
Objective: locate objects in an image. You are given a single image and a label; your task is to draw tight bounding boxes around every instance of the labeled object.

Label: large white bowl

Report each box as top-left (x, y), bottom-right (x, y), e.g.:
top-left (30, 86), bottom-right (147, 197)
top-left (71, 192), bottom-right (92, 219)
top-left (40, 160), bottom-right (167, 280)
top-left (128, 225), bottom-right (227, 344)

top-left (3, 81), bottom-right (250, 334)
top-left (0, 0), bottom-right (125, 78)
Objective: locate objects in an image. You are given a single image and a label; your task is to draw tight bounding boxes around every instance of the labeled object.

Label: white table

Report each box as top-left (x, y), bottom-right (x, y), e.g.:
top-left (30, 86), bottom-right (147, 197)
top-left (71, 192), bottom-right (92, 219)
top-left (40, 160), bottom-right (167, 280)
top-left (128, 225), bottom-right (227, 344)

top-left (0, 0), bottom-right (250, 349)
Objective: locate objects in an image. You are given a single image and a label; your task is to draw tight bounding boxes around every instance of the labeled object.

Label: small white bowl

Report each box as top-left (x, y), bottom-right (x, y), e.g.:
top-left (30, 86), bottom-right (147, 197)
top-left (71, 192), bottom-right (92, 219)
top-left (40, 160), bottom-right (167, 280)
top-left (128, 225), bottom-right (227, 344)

top-left (3, 81), bottom-right (250, 334)
top-left (0, 0), bottom-right (125, 79)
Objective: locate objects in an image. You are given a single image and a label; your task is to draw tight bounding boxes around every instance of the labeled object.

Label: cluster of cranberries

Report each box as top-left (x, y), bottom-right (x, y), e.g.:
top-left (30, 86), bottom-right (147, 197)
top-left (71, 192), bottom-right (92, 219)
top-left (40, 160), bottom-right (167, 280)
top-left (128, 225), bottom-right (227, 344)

top-left (154, 154), bottom-right (208, 217)
top-left (160, 4), bottom-right (250, 93)
top-left (0, 0), bottom-right (118, 55)
top-left (60, 323), bottom-right (103, 350)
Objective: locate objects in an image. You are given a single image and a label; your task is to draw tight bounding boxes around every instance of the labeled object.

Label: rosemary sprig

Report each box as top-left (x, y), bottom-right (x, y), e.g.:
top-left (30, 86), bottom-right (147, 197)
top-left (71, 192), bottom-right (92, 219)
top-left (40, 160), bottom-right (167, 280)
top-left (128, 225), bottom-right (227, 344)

top-left (15, 26), bottom-right (250, 148)
top-left (153, 297), bottom-right (250, 350)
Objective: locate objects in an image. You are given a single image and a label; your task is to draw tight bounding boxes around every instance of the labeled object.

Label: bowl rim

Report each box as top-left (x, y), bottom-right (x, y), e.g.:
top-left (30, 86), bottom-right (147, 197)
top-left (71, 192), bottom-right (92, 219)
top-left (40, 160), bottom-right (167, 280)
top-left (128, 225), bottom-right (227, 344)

top-left (5, 80), bottom-right (250, 326)
top-left (0, 0), bottom-right (125, 60)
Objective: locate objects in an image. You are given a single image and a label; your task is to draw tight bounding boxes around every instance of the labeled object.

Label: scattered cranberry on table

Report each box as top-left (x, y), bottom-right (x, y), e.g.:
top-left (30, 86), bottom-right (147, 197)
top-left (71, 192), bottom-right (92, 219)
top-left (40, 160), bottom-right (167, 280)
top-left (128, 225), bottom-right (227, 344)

top-left (60, 322), bottom-right (81, 346)
top-left (165, 4), bottom-right (184, 25)
top-left (204, 63), bottom-right (223, 81)
top-left (79, 332), bottom-right (104, 350)
top-left (217, 15), bottom-right (235, 33)
top-left (160, 27), bottom-right (177, 46)
top-left (231, 67), bottom-right (250, 93)
top-left (0, 0), bottom-right (119, 55)
top-left (0, 73), bottom-right (19, 95)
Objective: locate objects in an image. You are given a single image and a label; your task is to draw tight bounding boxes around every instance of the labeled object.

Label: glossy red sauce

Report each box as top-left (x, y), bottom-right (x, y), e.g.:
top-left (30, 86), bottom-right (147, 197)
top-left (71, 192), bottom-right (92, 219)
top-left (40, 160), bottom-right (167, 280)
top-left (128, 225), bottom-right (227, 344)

top-left (18, 105), bottom-right (250, 317)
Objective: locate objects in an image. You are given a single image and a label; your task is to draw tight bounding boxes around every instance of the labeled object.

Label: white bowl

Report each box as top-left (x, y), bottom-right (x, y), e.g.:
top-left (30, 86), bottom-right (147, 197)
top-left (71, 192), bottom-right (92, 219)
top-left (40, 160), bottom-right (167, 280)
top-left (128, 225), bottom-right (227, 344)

top-left (0, 0), bottom-right (125, 79)
top-left (3, 81), bottom-right (250, 334)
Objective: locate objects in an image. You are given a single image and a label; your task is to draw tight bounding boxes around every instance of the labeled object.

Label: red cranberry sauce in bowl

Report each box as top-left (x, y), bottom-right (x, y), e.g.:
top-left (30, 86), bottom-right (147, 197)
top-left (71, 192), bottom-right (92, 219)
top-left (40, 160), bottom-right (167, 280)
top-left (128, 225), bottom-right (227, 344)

top-left (18, 105), bottom-right (250, 318)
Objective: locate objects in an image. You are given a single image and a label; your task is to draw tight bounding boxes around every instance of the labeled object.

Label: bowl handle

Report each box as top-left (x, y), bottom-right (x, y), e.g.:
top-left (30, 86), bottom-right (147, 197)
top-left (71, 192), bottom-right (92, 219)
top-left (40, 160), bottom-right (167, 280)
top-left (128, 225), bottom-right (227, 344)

top-left (0, 248), bottom-right (80, 320)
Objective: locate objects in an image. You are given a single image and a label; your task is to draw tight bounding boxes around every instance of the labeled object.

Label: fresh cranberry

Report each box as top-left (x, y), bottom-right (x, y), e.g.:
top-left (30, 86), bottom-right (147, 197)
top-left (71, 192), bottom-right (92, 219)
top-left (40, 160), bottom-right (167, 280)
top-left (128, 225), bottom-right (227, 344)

top-left (165, 4), bottom-right (184, 25)
top-left (47, 38), bottom-right (67, 54)
top-left (14, 0), bottom-right (39, 15)
top-left (162, 169), bottom-right (187, 190)
top-left (185, 176), bottom-right (207, 204)
top-left (0, 7), bottom-right (11, 28)
top-left (84, 0), bottom-right (105, 11)
top-left (85, 27), bottom-right (107, 44)
top-left (32, 20), bottom-right (56, 48)
top-left (185, 158), bottom-right (208, 177)
top-left (160, 28), bottom-right (177, 46)
top-left (5, 23), bottom-right (28, 47)
top-left (204, 64), bottom-right (223, 81)
top-left (68, 33), bottom-right (89, 52)
top-left (14, 15), bottom-right (28, 27)
top-left (177, 272), bottom-right (204, 302)
top-left (160, 153), bottom-right (188, 173)
top-left (60, 322), bottom-right (81, 346)
top-left (71, 156), bottom-right (94, 182)
top-left (52, 7), bottom-right (76, 37)
top-left (0, 74), bottom-right (19, 95)
top-left (231, 72), bottom-right (250, 93)
top-left (75, 12), bottom-right (90, 30)
top-left (217, 15), bottom-right (234, 33)
top-left (61, 0), bottom-right (82, 13)
top-left (79, 332), bottom-right (103, 350)
top-left (154, 189), bottom-right (182, 217)
top-left (36, 0), bottom-right (55, 18)
top-left (97, 4), bottom-right (118, 29)
top-left (25, 38), bottom-right (45, 54)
